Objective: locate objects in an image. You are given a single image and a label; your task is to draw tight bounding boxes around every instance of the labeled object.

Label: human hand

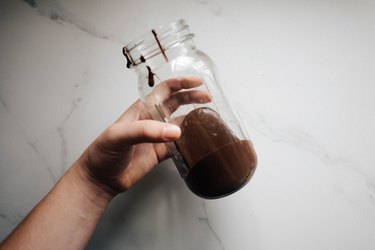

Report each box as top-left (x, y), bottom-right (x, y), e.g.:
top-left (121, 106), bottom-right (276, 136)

top-left (74, 77), bottom-right (210, 198)
top-left (0, 77), bottom-right (211, 249)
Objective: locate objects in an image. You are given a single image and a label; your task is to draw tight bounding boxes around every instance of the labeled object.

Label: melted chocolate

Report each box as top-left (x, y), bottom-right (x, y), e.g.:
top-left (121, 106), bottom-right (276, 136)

top-left (147, 66), bottom-right (155, 87)
top-left (122, 47), bottom-right (132, 68)
top-left (123, 29), bottom-right (170, 69)
top-left (185, 140), bottom-right (257, 198)
top-left (177, 108), bottom-right (237, 167)
top-left (152, 29), bottom-right (168, 62)
top-left (176, 108), bottom-right (257, 199)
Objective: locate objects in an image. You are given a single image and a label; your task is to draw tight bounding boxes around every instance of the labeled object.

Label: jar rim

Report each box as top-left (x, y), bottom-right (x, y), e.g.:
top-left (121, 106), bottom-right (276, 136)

top-left (125, 19), bottom-right (186, 50)
top-left (123, 19), bottom-right (194, 68)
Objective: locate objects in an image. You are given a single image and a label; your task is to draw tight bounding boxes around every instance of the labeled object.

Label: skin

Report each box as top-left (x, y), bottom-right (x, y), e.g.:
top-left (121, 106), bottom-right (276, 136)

top-left (0, 77), bottom-right (210, 250)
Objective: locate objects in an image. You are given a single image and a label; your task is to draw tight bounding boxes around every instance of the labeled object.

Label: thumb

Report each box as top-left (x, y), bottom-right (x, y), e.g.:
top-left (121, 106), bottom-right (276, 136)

top-left (107, 120), bottom-right (181, 145)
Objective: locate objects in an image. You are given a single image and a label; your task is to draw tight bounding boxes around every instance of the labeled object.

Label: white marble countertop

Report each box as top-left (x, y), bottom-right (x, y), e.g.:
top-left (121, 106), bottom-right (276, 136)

top-left (1, 0), bottom-right (375, 249)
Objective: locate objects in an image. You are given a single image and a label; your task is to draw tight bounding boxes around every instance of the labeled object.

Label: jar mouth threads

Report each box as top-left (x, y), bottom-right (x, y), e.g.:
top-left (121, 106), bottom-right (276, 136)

top-left (122, 19), bottom-right (195, 68)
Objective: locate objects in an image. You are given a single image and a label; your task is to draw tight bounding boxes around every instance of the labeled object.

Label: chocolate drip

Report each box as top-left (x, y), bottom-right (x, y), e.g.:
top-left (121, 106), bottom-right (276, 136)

top-left (123, 30), bottom-right (168, 68)
top-left (152, 29), bottom-right (168, 63)
top-left (147, 66), bottom-right (155, 87)
top-left (122, 47), bottom-right (132, 68)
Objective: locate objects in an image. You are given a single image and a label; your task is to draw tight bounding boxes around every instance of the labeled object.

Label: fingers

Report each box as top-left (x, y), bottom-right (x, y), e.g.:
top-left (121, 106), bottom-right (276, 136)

top-left (151, 77), bottom-right (203, 102)
top-left (161, 76), bottom-right (203, 94)
top-left (115, 100), bottom-right (145, 123)
top-left (114, 77), bottom-right (209, 139)
top-left (162, 90), bottom-right (211, 116)
top-left (106, 120), bottom-right (181, 146)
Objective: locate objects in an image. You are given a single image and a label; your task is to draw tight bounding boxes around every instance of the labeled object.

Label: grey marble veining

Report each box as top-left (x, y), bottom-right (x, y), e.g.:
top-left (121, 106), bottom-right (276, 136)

top-left (199, 201), bottom-right (225, 250)
top-left (22, 0), bottom-right (122, 43)
top-left (237, 104), bottom-right (375, 209)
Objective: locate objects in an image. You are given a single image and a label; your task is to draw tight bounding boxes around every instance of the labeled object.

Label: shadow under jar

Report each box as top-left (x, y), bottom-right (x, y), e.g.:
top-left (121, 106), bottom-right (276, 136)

top-left (123, 19), bottom-right (257, 199)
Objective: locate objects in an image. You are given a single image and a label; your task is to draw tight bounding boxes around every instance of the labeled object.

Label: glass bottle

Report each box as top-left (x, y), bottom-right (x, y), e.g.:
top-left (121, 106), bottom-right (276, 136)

top-left (123, 19), bottom-right (257, 199)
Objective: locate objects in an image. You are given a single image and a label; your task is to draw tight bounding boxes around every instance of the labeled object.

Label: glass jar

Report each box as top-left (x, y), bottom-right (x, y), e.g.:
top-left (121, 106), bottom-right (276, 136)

top-left (123, 19), bottom-right (257, 199)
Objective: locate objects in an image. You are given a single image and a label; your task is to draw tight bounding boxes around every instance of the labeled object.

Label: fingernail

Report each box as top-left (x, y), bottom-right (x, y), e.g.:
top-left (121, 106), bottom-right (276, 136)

top-left (163, 125), bottom-right (181, 140)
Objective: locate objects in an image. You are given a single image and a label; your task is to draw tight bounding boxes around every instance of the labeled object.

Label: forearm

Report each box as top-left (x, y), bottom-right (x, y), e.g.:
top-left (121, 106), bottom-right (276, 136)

top-left (0, 96), bottom-right (185, 249)
top-left (0, 162), bottom-right (114, 250)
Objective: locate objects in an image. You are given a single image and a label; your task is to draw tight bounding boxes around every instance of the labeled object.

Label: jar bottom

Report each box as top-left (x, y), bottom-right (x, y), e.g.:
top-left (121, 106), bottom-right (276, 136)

top-left (183, 140), bottom-right (257, 199)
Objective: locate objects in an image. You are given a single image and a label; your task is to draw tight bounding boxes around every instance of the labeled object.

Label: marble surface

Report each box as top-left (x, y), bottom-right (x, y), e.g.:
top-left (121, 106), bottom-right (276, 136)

top-left (1, 0), bottom-right (375, 249)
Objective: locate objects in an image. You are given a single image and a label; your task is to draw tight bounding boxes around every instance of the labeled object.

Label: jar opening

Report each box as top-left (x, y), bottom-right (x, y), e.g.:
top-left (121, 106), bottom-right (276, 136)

top-left (123, 19), bottom-right (195, 68)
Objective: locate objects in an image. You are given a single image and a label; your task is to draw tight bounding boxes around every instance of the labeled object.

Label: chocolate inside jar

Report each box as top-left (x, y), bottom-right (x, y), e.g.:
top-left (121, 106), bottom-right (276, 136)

top-left (175, 107), bottom-right (257, 199)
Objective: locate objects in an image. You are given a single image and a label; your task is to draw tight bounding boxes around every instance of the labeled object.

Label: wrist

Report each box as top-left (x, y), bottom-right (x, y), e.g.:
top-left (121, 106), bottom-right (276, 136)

top-left (66, 162), bottom-right (116, 211)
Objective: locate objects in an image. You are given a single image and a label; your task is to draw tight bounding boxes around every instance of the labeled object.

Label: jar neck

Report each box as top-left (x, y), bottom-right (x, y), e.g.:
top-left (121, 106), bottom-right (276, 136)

top-left (123, 19), bottom-right (195, 71)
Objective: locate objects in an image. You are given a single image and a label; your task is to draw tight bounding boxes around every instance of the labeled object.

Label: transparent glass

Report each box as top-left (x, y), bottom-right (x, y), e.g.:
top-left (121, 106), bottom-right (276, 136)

top-left (123, 19), bottom-right (257, 199)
